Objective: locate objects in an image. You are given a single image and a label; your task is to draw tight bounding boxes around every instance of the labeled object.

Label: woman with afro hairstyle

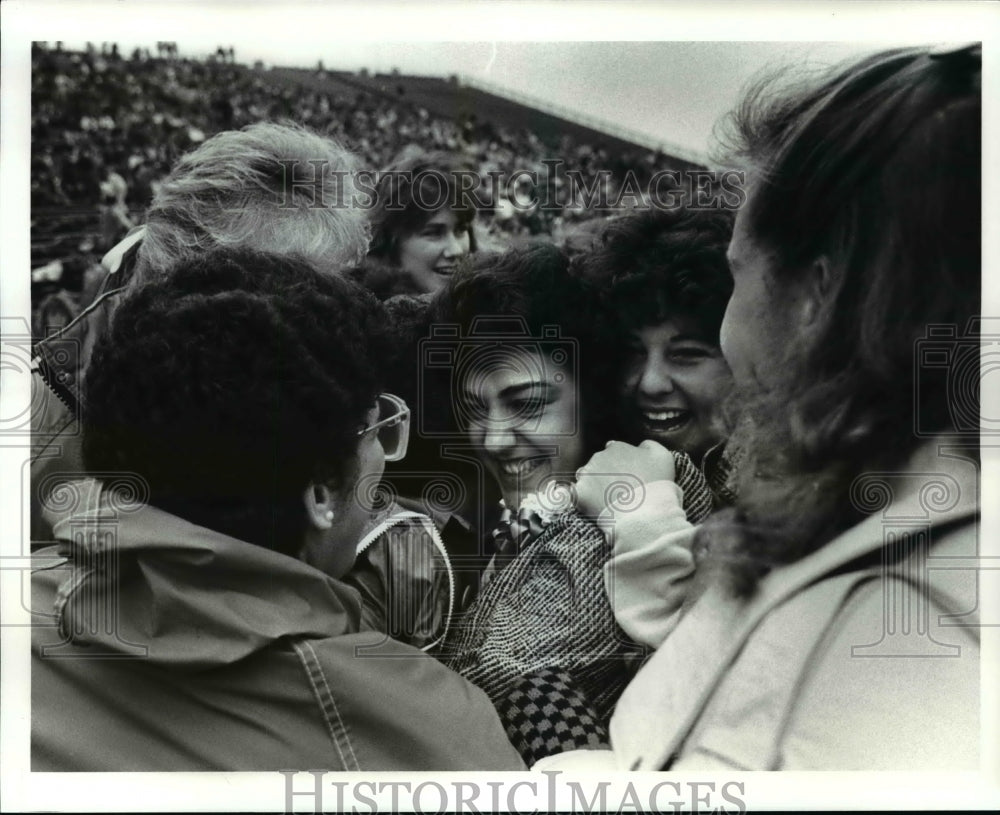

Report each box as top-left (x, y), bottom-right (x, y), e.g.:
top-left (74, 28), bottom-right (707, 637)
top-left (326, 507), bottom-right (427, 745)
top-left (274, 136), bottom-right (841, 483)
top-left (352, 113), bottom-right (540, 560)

top-left (30, 248), bottom-right (524, 771)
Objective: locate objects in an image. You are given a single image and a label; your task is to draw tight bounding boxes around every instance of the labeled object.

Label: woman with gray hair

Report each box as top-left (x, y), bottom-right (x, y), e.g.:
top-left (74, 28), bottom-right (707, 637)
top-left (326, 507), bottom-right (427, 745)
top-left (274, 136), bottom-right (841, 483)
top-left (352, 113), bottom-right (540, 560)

top-left (133, 120), bottom-right (370, 286)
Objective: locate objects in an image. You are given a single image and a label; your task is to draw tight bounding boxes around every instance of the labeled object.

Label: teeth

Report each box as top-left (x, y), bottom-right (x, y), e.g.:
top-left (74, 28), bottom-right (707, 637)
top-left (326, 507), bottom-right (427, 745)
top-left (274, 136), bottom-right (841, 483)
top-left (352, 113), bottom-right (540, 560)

top-left (499, 459), bottom-right (541, 476)
top-left (643, 410), bottom-right (686, 422)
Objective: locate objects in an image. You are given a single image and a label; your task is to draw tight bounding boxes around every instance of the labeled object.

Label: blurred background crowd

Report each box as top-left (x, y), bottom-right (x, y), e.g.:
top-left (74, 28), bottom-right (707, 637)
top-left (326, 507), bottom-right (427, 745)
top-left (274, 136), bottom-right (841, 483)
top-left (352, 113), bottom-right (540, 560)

top-left (30, 40), bottom-right (694, 341)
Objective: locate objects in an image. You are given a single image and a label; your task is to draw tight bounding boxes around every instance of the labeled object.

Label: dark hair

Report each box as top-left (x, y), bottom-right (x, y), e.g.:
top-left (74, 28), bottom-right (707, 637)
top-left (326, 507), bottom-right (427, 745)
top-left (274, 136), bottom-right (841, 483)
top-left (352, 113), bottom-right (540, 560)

top-left (700, 45), bottom-right (981, 595)
top-left (83, 248), bottom-right (390, 557)
top-left (431, 242), bottom-right (612, 458)
top-left (368, 151), bottom-right (479, 265)
top-left (579, 206), bottom-right (735, 342)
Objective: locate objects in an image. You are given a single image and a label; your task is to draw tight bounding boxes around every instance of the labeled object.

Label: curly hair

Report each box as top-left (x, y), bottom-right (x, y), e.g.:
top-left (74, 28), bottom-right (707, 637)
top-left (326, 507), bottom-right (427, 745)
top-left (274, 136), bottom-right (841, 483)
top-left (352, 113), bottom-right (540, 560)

top-left (83, 249), bottom-right (390, 556)
top-left (577, 206), bottom-right (735, 342)
top-left (133, 122), bottom-right (371, 287)
top-left (347, 255), bottom-right (432, 301)
top-left (367, 151), bottom-right (479, 265)
top-left (699, 45), bottom-right (981, 596)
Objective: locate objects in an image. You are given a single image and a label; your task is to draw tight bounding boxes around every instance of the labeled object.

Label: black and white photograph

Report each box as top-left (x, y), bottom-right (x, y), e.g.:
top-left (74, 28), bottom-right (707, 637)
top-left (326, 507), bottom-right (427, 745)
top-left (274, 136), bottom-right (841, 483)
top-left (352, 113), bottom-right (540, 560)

top-left (2, 0), bottom-right (998, 811)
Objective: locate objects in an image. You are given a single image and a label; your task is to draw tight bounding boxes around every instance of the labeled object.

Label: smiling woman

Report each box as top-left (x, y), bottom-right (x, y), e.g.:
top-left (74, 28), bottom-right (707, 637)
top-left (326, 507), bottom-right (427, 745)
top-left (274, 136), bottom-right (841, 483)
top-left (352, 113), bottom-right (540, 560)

top-left (397, 208), bottom-right (471, 290)
top-left (459, 344), bottom-right (583, 509)
top-left (432, 242), bottom-right (608, 513)
top-left (578, 206), bottom-right (735, 468)
top-left (366, 151), bottom-right (479, 296)
top-left (430, 243), bottom-right (717, 763)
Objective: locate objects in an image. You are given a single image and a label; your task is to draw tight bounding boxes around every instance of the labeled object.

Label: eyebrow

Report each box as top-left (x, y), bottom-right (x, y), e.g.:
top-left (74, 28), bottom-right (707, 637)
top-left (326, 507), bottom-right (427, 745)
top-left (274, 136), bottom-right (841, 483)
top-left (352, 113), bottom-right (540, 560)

top-left (630, 330), bottom-right (715, 345)
top-left (461, 381), bottom-right (554, 402)
top-left (670, 333), bottom-right (716, 344)
top-left (498, 381), bottom-right (555, 400)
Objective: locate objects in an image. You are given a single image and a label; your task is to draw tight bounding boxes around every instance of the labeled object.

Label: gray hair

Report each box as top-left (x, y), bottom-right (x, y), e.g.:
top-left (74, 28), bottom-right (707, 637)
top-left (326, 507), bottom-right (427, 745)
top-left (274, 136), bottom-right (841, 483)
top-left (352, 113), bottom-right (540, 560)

top-left (133, 122), bottom-right (370, 285)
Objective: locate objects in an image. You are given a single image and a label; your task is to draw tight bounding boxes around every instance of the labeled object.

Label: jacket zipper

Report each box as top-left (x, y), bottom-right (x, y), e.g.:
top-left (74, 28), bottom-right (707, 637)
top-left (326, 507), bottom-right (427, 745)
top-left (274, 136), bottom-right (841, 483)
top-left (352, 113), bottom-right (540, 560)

top-left (355, 510), bottom-right (455, 650)
top-left (32, 284), bottom-right (130, 416)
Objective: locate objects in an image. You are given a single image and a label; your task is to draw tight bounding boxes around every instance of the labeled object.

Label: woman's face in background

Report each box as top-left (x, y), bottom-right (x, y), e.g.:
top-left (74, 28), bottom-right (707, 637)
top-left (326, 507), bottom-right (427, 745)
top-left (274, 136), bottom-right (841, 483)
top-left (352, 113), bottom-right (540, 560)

top-left (397, 208), bottom-right (471, 294)
top-left (618, 316), bottom-right (732, 464)
top-left (460, 346), bottom-right (584, 508)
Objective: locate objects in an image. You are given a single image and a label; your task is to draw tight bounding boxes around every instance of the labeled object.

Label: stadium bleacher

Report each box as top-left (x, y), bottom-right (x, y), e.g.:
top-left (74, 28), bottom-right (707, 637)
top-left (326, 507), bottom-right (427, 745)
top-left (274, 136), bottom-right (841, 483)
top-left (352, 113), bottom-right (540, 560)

top-left (30, 41), bottom-right (701, 340)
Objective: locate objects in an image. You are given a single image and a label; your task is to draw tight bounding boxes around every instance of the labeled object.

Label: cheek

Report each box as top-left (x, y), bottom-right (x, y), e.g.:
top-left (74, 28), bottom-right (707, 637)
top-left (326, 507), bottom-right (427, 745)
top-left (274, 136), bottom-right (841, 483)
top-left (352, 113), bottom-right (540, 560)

top-left (685, 362), bottom-right (733, 411)
top-left (398, 237), bottom-right (431, 267)
top-left (619, 358), bottom-right (642, 394)
top-left (361, 438), bottom-right (386, 488)
top-left (719, 299), bottom-right (740, 367)
top-left (719, 290), bottom-right (763, 383)
top-left (556, 394), bottom-right (581, 438)
top-left (466, 422), bottom-right (485, 451)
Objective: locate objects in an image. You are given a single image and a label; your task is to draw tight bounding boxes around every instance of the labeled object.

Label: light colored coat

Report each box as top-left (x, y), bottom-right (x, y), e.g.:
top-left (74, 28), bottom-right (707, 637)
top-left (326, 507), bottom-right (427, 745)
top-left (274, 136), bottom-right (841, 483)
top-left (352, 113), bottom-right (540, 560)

top-left (539, 441), bottom-right (981, 771)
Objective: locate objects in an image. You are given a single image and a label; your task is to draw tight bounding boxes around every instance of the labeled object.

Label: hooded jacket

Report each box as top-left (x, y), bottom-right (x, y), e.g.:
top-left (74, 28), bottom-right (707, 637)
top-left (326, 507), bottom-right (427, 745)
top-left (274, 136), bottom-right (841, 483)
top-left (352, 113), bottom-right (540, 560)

top-left (31, 479), bottom-right (526, 771)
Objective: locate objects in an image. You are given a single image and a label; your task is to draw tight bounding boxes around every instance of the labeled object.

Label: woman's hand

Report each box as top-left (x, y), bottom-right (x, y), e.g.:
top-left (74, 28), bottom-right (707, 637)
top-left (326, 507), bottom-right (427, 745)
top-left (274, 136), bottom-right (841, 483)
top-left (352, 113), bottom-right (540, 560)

top-left (574, 440), bottom-right (676, 517)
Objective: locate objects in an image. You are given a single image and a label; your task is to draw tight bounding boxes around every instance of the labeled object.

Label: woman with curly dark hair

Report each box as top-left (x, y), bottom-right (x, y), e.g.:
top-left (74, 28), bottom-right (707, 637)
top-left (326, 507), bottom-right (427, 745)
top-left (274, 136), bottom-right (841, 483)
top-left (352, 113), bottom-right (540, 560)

top-left (577, 205), bottom-right (736, 481)
top-left (30, 248), bottom-right (524, 771)
top-left (363, 150), bottom-right (479, 296)
top-left (430, 243), bottom-right (716, 765)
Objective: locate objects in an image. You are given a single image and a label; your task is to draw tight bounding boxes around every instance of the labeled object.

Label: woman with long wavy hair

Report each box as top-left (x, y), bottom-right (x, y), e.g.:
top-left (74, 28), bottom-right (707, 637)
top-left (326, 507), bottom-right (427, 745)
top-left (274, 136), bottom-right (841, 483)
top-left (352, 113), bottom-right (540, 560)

top-left (543, 44), bottom-right (982, 772)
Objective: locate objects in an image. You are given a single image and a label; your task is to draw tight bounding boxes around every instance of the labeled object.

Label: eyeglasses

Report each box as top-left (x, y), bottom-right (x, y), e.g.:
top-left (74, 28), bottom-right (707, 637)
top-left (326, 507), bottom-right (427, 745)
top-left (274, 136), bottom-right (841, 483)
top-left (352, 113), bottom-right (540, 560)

top-left (357, 393), bottom-right (410, 462)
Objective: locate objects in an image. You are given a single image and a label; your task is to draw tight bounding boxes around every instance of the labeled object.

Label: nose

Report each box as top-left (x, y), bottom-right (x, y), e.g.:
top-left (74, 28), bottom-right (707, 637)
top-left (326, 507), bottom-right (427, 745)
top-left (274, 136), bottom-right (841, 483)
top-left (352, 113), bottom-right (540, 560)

top-left (719, 301), bottom-right (736, 370)
top-left (442, 230), bottom-right (466, 260)
top-left (638, 357), bottom-right (674, 397)
top-left (480, 418), bottom-right (518, 457)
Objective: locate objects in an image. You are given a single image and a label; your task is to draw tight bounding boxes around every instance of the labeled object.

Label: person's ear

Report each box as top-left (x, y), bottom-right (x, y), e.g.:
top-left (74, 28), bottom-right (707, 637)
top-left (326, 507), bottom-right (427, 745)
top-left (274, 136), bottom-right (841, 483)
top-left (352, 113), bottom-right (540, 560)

top-left (798, 255), bottom-right (834, 329)
top-left (302, 482), bottom-right (338, 531)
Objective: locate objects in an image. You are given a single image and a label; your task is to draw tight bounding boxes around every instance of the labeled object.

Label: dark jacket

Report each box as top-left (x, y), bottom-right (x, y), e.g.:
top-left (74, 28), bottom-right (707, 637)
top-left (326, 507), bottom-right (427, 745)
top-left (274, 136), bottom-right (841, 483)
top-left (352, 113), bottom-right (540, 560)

top-left (31, 479), bottom-right (526, 771)
top-left (30, 228), bottom-right (143, 544)
top-left (342, 505), bottom-right (455, 651)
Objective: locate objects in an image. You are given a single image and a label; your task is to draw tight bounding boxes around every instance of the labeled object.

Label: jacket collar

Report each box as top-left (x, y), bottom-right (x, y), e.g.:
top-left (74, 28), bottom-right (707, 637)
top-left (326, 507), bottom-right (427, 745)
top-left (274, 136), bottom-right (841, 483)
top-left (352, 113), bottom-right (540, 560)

top-left (43, 479), bottom-right (363, 671)
top-left (611, 438), bottom-right (979, 770)
top-left (752, 439), bottom-right (978, 608)
top-left (32, 227), bottom-right (145, 410)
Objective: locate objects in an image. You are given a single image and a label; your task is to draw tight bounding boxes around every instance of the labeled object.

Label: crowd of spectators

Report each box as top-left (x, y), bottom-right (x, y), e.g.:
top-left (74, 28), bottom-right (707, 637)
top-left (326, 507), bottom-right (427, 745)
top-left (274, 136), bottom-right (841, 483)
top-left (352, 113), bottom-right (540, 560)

top-left (30, 41), bottom-right (672, 340)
